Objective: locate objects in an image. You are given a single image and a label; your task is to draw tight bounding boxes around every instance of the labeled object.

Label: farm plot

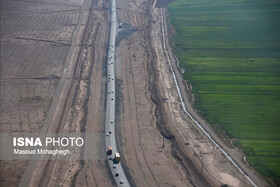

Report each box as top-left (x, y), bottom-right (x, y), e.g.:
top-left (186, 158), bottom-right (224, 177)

top-left (168, 0), bottom-right (280, 184)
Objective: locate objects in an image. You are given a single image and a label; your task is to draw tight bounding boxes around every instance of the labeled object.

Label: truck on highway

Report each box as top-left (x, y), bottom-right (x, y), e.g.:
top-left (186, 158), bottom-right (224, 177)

top-left (115, 152), bottom-right (121, 162)
top-left (107, 146), bottom-right (112, 155)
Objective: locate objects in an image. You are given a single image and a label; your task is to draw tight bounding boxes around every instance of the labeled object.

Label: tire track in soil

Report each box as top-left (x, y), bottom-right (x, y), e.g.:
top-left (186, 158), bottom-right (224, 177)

top-left (18, 0), bottom-right (92, 185)
top-left (37, 0), bottom-right (105, 186)
top-left (144, 4), bottom-right (214, 187)
top-left (137, 3), bottom-right (199, 186)
top-left (129, 37), bottom-right (160, 186)
top-left (136, 32), bottom-right (161, 187)
top-left (115, 7), bottom-right (161, 185)
top-left (154, 16), bottom-right (214, 187)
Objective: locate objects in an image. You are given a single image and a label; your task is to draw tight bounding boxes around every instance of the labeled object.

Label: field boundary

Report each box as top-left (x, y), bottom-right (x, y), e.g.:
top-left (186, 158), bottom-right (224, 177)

top-left (160, 8), bottom-right (258, 187)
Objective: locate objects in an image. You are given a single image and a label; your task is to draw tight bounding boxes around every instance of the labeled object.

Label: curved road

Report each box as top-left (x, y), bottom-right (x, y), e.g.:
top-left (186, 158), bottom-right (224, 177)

top-left (105, 0), bottom-right (130, 186)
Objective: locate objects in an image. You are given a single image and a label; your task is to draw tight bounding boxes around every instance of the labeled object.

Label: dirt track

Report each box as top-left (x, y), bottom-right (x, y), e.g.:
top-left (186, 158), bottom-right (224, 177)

top-left (0, 0), bottom-right (266, 186)
top-left (114, 0), bottom-right (194, 185)
top-left (113, 0), bottom-right (266, 186)
top-left (1, 0), bottom-right (114, 186)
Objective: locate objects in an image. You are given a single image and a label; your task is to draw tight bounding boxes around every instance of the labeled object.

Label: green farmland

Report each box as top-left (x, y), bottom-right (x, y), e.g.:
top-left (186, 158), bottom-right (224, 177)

top-left (167, 0), bottom-right (280, 184)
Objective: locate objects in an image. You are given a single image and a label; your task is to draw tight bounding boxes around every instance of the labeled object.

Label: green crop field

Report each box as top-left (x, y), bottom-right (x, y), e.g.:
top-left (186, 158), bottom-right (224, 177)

top-left (167, 0), bottom-right (280, 184)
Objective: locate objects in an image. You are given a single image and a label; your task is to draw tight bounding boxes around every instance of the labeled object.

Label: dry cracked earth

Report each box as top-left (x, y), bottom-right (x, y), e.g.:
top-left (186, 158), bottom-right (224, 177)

top-left (0, 0), bottom-right (266, 186)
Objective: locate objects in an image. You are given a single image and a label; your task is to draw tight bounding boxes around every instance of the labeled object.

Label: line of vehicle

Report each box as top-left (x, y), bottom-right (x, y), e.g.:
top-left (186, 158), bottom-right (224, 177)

top-left (160, 8), bottom-right (257, 187)
top-left (105, 0), bottom-right (130, 186)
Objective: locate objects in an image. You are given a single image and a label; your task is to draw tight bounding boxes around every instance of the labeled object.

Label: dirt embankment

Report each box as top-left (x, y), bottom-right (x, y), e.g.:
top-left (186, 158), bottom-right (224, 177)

top-left (113, 0), bottom-right (260, 186)
top-left (113, 0), bottom-right (194, 186)
top-left (159, 7), bottom-right (267, 187)
top-left (149, 6), bottom-right (266, 187)
top-left (113, 0), bottom-right (217, 186)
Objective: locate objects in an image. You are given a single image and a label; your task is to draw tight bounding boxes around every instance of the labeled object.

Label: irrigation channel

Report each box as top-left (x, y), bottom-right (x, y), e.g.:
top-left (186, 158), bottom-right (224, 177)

top-left (160, 8), bottom-right (257, 187)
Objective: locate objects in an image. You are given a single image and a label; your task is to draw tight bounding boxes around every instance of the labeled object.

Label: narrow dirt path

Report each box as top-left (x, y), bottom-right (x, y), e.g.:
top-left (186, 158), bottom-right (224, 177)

top-left (114, 0), bottom-right (195, 186)
top-left (18, 0), bottom-right (114, 186)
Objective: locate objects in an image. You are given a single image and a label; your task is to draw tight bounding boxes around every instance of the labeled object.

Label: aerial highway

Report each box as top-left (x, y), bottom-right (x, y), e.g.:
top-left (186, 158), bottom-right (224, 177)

top-left (105, 0), bottom-right (130, 186)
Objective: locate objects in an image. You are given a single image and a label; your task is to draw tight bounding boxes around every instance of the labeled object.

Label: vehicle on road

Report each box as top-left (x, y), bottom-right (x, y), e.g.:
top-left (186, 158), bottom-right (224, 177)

top-left (115, 152), bottom-right (121, 162)
top-left (107, 146), bottom-right (112, 155)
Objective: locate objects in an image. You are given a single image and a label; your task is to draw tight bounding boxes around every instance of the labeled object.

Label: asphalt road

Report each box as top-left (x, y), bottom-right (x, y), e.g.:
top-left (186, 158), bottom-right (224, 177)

top-left (105, 0), bottom-right (130, 186)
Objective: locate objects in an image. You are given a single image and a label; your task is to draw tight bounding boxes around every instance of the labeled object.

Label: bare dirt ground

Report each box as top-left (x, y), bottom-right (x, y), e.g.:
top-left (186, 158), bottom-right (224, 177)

top-left (114, 0), bottom-right (267, 186)
top-left (1, 0), bottom-right (114, 186)
top-left (114, 0), bottom-right (197, 186)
